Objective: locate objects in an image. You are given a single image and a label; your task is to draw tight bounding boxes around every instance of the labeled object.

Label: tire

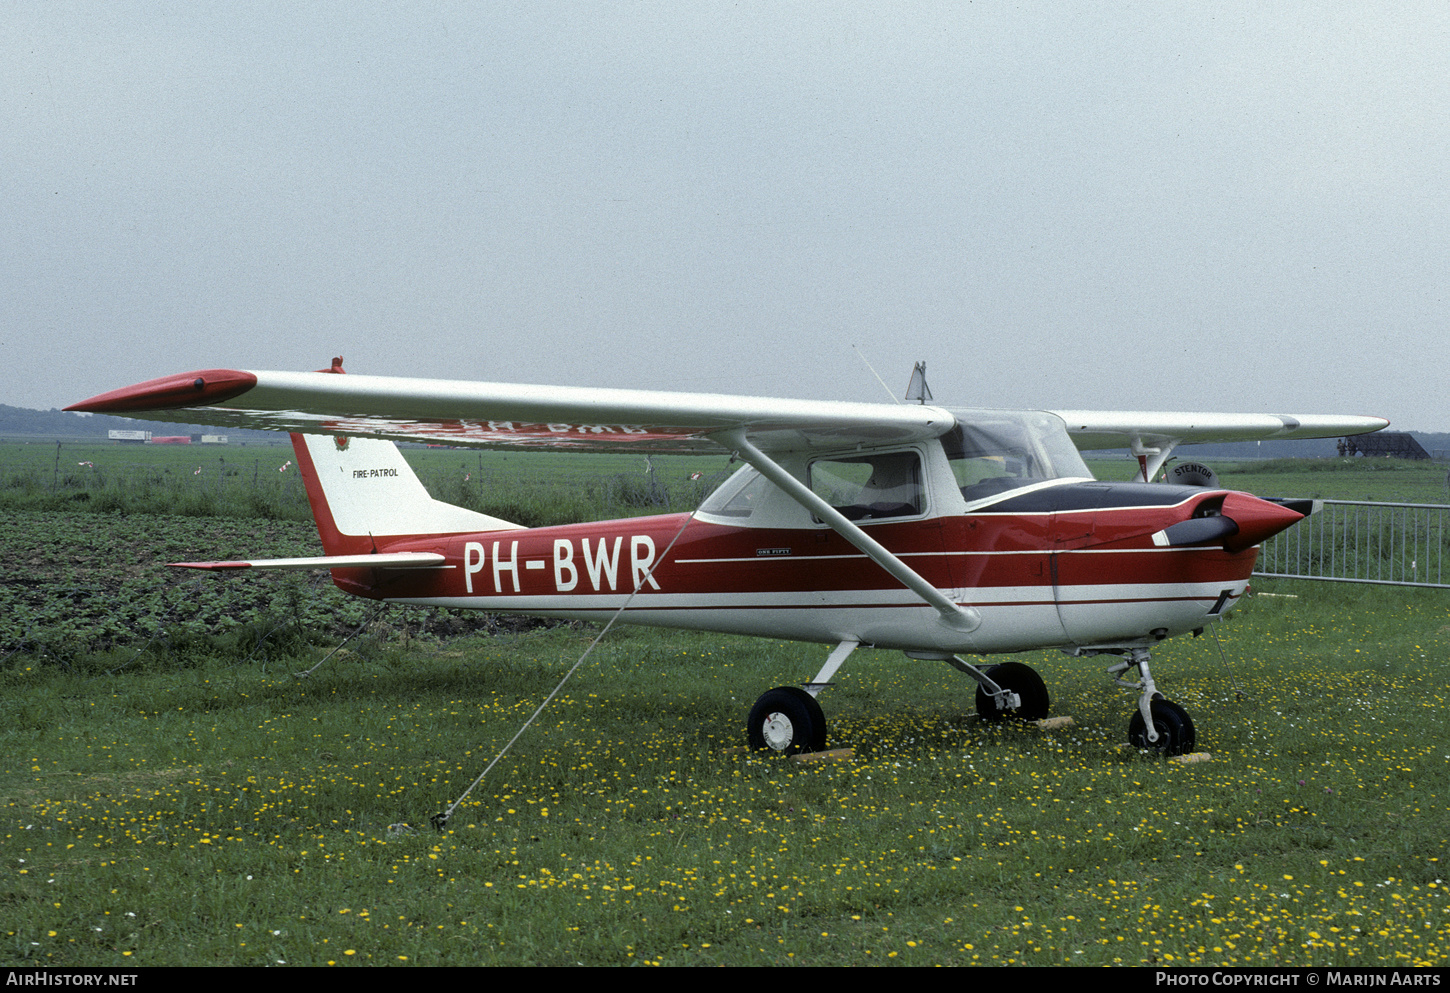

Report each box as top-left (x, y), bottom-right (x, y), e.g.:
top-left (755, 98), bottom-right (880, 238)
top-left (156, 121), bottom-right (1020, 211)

top-left (974, 661), bottom-right (1050, 721)
top-left (1127, 698), bottom-right (1197, 756)
top-left (747, 686), bottom-right (827, 754)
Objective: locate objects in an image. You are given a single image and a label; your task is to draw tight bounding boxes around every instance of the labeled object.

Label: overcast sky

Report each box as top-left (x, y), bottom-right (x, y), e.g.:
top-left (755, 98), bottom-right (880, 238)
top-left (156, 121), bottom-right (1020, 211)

top-left (4, 3), bottom-right (1447, 429)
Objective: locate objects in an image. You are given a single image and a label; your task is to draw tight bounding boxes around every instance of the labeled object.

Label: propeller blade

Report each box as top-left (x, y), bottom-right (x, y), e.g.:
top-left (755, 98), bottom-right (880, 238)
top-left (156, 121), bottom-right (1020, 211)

top-left (1151, 515), bottom-right (1240, 548)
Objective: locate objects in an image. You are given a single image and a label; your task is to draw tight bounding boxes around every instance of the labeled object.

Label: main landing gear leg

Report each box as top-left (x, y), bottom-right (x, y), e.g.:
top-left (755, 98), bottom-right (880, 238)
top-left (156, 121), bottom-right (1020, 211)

top-left (747, 640), bottom-right (858, 754)
top-left (962, 659), bottom-right (1049, 721)
top-left (1108, 647), bottom-right (1196, 756)
top-left (907, 652), bottom-right (1050, 721)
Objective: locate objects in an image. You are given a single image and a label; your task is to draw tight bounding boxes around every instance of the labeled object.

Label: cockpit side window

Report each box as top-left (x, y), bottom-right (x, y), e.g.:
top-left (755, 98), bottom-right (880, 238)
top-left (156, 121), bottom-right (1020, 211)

top-left (808, 450), bottom-right (924, 521)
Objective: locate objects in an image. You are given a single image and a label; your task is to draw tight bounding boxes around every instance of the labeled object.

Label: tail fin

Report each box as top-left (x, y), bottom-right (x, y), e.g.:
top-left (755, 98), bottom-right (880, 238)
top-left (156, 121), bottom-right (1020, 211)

top-left (290, 433), bottom-right (521, 555)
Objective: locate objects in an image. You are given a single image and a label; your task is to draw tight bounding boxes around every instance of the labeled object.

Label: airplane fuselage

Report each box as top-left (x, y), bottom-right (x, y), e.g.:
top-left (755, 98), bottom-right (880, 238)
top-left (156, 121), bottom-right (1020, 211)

top-left (65, 364), bottom-right (1371, 755)
top-left (328, 480), bottom-right (1262, 656)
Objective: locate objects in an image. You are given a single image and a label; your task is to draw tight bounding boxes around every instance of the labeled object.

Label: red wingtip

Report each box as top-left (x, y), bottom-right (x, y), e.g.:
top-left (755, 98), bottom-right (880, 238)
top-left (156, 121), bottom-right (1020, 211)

top-left (65, 369), bottom-right (258, 413)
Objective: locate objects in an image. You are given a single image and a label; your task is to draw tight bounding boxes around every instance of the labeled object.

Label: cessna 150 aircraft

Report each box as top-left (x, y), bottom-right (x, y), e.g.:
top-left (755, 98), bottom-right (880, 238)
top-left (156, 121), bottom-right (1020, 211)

top-left (68, 360), bottom-right (1387, 756)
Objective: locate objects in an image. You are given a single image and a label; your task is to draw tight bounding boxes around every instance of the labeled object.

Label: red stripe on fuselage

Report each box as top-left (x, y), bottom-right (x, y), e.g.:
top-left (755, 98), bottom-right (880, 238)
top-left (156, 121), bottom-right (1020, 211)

top-left (324, 501), bottom-right (1259, 603)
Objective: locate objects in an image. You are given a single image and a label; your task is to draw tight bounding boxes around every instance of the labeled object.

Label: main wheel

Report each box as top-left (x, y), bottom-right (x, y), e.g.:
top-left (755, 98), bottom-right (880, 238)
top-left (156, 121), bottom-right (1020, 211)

top-left (1127, 698), bottom-right (1197, 755)
top-left (747, 686), bottom-right (827, 754)
top-left (974, 662), bottom-right (1050, 721)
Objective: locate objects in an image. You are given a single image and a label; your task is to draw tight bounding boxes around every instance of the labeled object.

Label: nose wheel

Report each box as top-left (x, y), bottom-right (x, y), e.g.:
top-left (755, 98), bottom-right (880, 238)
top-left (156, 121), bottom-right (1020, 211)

top-left (1128, 697), bottom-right (1196, 755)
top-left (1109, 648), bottom-right (1198, 756)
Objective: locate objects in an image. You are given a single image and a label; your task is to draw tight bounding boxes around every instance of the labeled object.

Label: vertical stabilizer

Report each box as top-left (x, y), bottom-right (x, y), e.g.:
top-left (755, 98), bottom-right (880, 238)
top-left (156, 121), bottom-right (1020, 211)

top-left (290, 433), bottom-right (521, 555)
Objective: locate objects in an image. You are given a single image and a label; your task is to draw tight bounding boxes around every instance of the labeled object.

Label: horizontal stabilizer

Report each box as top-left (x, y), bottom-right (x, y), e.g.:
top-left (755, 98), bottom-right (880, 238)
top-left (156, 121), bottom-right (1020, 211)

top-left (171, 552), bottom-right (447, 571)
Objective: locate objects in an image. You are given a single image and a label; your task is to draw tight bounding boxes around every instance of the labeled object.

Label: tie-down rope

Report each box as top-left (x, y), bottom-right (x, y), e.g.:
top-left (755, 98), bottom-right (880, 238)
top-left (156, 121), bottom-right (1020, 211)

top-left (429, 470), bottom-right (723, 832)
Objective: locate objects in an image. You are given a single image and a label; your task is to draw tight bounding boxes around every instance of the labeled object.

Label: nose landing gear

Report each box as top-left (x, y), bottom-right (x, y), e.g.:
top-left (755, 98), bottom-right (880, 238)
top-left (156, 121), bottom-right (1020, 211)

top-left (1109, 647), bottom-right (1197, 756)
top-left (1127, 697), bottom-right (1197, 755)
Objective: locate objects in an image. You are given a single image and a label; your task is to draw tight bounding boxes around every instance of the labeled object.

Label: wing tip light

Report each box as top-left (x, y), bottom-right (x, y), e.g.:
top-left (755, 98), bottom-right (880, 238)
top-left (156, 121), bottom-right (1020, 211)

top-left (66, 369), bottom-right (258, 414)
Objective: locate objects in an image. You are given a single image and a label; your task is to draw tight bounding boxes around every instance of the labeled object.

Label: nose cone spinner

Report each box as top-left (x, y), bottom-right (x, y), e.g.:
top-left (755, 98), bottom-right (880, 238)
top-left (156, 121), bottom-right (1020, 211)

top-left (1152, 491), bottom-right (1308, 553)
top-left (1218, 491), bottom-right (1306, 553)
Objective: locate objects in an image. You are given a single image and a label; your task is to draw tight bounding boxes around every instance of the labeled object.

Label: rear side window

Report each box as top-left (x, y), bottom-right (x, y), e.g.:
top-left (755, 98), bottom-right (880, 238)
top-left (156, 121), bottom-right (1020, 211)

top-left (698, 466), bottom-right (773, 518)
top-left (809, 451), bottom-right (923, 521)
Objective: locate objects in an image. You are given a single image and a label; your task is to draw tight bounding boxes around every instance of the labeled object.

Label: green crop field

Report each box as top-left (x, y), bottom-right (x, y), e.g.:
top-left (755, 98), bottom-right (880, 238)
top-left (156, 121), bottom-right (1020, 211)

top-left (1, 452), bottom-right (1448, 966)
top-left (0, 439), bottom-right (734, 527)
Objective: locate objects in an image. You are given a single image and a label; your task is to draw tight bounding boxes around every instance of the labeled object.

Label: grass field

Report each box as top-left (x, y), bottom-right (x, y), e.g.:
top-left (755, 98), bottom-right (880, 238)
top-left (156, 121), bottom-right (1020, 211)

top-left (2, 541), bottom-right (1448, 965)
top-left (2, 449), bottom-right (1448, 966)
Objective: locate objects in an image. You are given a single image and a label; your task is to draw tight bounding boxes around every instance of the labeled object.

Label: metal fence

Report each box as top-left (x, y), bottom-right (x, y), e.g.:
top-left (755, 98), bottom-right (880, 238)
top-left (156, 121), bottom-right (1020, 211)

top-left (1255, 499), bottom-right (1450, 588)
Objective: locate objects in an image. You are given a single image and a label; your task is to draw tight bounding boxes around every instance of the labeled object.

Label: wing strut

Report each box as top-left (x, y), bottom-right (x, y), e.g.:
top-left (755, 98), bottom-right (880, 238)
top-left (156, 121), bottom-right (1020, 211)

top-left (719, 429), bottom-right (981, 634)
top-left (1131, 436), bottom-right (1179, 483)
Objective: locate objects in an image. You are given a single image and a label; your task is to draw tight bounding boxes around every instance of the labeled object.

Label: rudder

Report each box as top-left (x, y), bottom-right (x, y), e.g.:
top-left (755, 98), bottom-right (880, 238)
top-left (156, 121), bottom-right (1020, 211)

top-left (290, 433), bottom-right (521, 555)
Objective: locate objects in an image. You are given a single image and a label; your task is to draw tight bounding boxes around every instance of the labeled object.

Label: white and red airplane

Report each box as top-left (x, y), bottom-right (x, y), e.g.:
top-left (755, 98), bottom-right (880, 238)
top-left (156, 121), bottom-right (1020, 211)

top-left (68, 360), bottom-right (1386, 756)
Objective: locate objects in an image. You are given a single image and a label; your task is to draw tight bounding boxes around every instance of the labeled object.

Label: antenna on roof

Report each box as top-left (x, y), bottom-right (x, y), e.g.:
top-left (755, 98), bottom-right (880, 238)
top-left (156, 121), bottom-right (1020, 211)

top-left (904, 362), bottom-right (933, 404)
top-left (852, 345), bottom-right (902, 404)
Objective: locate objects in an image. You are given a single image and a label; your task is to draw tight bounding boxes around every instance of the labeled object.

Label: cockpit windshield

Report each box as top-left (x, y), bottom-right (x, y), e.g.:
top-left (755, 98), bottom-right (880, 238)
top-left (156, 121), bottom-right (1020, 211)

top-left (940, 409), bottom-right (1092, 502)
top-left (698, 409), bottom-right (1092, 521)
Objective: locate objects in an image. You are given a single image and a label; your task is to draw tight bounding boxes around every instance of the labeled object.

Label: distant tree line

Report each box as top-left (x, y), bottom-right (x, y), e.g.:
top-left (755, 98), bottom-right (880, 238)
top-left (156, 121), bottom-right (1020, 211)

top-left (0, 403), bottom-right (278, 443)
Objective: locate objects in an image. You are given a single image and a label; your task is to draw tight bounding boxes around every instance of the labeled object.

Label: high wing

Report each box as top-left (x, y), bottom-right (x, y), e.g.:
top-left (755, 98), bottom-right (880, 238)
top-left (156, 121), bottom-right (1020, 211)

top-left (1047, 410), bottom-right (1388, 450)
top-left (1047, 409), bottom-right (1389, 481)
top-left (65, 367), bottom-right (955, 454)
top-left (66, 367), bottom-right (1388, 456)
